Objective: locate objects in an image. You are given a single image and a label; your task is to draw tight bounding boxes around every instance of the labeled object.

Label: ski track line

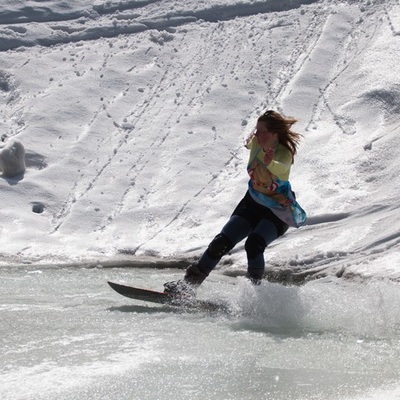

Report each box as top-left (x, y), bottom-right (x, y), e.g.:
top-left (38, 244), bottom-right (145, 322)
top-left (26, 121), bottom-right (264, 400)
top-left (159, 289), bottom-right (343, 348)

top-left (278, 5), bottom-right (376, 132)
top-left (92, 79), bottom-right (184, 231)
top-left (272, 6), bottom-right (327, 109)
top-left (0, 1), bottom-right (323, 52)
top-left (50, 125), bottom-right (129, 232)
top-left (96, 24), bottom-right (246, 233)
top-left (312, 7), bottom-right (383, 134)
top-left (363, 231), bottom-right (400, 253)
top-left (99, 70), bottom-right (195, 227)
top-left (2, 1), bottom-right (328, 221)
top-left (384, 2), bottom-right (400, 36)
top-left (131, 150), bottom-right (244, 251)
top-left (7, 1), bottom-right (393, 244)
top-left (276, 7), bottom-right (338, 124)
top-left (293, 199), bottom-right (400, 280)
top-left (118, 47), bottom-right (234, 244)
top-left (94, 9), bottom-right (334, 237)
top-left (50, 44), bottom-right (175, 232)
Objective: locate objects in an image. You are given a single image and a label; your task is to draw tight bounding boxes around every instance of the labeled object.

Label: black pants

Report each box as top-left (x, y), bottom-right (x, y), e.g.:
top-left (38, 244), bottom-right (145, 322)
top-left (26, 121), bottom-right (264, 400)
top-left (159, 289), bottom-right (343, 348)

top-left (197, 191), bottom-right (289, 278)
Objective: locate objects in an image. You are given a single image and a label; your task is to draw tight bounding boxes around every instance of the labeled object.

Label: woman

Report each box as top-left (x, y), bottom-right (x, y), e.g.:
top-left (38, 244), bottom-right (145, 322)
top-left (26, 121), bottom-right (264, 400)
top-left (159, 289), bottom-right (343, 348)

top-left (164, 110), bottom-right (307, 298)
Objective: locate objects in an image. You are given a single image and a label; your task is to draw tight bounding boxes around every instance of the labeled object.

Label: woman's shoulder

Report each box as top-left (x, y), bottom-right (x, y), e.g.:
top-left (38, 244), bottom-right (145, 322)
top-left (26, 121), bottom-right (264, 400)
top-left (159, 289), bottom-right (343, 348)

top-left (277, 143), bottom-right (290, 153)
top-left (276, 144), bottom-right (293, 162)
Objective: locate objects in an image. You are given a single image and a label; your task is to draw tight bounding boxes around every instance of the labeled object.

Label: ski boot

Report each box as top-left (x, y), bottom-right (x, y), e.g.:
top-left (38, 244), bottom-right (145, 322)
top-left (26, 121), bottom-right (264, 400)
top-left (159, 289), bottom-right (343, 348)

top-left (163, 280), bottom-right (196, 301)
top-left (245, 270), bottom-right (263, 286)
top-left (163, 264), bottom-right (208, 301)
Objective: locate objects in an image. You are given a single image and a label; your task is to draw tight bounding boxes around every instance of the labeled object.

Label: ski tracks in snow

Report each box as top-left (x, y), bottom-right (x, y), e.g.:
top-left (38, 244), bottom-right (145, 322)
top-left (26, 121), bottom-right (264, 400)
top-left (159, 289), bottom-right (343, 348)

top-left (0, 0), bottom-right (322, 52)
top-left (0, 4), bottom-right (362, 234)
top-left (2, 0), bottom-right (400, 270)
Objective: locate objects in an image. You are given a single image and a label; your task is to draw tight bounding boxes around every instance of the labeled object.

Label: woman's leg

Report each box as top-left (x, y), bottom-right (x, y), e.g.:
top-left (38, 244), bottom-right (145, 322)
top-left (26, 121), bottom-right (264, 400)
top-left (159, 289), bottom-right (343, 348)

top-left (164, 215), bottom-right (252, 295)
top-left (195, 215), bottom-right (252, 275)
top-left (245, 218), bottom-right (278, 281)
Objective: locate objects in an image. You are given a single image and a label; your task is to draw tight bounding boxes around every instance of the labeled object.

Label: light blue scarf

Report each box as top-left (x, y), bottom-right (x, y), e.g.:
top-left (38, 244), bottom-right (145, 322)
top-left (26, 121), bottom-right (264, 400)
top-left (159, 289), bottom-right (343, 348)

top-left (248, 179), bottom-right (307, 227)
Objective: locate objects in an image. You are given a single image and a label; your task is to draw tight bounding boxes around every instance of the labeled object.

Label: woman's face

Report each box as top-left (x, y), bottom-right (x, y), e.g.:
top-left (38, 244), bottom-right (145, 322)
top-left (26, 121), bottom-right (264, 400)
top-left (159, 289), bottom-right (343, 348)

top-left (254, 121), bottom-right (278, 149)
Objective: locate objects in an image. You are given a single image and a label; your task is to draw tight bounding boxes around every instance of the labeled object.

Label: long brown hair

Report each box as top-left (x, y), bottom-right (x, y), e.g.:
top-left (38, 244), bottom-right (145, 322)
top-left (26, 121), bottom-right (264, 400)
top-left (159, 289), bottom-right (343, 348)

top-left (257, 110), bottom-right (301, 157)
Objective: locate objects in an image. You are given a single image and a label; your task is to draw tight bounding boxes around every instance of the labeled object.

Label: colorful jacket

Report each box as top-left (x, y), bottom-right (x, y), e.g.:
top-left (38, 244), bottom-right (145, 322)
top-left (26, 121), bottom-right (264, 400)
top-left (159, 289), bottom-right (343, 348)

top-left (246, 136), bottom-right (307, 227)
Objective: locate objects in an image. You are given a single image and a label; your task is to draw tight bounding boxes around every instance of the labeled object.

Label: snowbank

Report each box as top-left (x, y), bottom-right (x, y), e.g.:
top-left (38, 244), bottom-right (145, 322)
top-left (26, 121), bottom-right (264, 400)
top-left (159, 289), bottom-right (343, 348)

top-left (0, 0), bottom-right (399, 283)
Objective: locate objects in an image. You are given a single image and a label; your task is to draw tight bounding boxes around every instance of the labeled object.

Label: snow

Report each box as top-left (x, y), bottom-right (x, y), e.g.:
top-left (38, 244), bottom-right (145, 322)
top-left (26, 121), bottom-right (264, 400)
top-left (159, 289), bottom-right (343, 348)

top-left (2, 2), bottom-right (400, 398)
top-left (0, 138), bottom-right (26, 177)
top-left (0, 0), bottom-right (400, 286)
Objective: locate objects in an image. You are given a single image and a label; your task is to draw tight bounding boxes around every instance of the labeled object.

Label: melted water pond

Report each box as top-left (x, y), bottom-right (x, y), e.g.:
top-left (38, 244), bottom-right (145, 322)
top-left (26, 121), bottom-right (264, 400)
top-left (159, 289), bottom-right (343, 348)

top-left (1, 266), bottom-right (400, 400)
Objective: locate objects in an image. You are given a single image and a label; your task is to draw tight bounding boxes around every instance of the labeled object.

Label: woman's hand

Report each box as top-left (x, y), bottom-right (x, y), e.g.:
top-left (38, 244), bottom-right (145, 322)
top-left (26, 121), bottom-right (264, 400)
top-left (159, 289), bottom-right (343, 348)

top-left (263, 147), bottom-right (275, 165)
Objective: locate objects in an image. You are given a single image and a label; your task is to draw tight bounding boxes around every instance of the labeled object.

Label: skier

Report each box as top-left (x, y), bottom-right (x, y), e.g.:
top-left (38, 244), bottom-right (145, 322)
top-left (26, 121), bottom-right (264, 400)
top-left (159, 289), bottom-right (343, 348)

top-left (164, 110), bottom-right (307, 298)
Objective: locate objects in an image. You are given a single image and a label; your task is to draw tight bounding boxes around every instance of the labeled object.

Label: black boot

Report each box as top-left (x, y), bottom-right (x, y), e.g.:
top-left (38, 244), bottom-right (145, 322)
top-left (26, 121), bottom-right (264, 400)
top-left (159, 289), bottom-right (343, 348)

top-left (245, 268), bottom-right (263, 286)
top-left (183, 264), bottom-right (208, 287)
top-left (163, 280), bottom-right (196, 300)
top-left (163, 264), bottom-right (208, 300)
top-left (245, 274), bottom-right (262, 285)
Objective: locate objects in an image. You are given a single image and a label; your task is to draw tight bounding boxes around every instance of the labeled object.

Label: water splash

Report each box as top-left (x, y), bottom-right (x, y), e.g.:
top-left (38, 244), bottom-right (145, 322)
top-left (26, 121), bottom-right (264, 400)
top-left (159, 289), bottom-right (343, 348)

top-left (230, 278), bottom-right (400, 339)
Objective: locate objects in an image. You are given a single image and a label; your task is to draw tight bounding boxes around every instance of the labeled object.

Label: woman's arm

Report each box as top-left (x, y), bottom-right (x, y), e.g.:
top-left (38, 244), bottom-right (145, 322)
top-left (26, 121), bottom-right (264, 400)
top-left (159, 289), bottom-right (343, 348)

top-left (264, 146), bottom-right (293, 178)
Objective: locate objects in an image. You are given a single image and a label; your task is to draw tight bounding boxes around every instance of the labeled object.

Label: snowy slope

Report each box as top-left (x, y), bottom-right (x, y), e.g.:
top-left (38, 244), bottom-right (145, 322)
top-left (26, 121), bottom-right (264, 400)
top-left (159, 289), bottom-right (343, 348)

top-left (0, 0), bottom-right (399, 281)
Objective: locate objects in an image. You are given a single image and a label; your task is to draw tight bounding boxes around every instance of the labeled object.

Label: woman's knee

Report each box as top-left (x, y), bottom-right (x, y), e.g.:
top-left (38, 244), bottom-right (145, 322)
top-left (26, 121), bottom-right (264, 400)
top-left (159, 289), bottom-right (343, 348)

top-left (207, 233), bottom-right (234, 260)
top-left (244, 233), bottom-right (266, 259)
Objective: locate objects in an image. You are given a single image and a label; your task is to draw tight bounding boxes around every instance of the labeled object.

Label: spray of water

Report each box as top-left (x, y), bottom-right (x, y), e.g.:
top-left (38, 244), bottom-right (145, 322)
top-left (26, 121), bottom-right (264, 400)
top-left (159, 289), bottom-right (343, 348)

top-left (229, 277), bottom-right (400, 339)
